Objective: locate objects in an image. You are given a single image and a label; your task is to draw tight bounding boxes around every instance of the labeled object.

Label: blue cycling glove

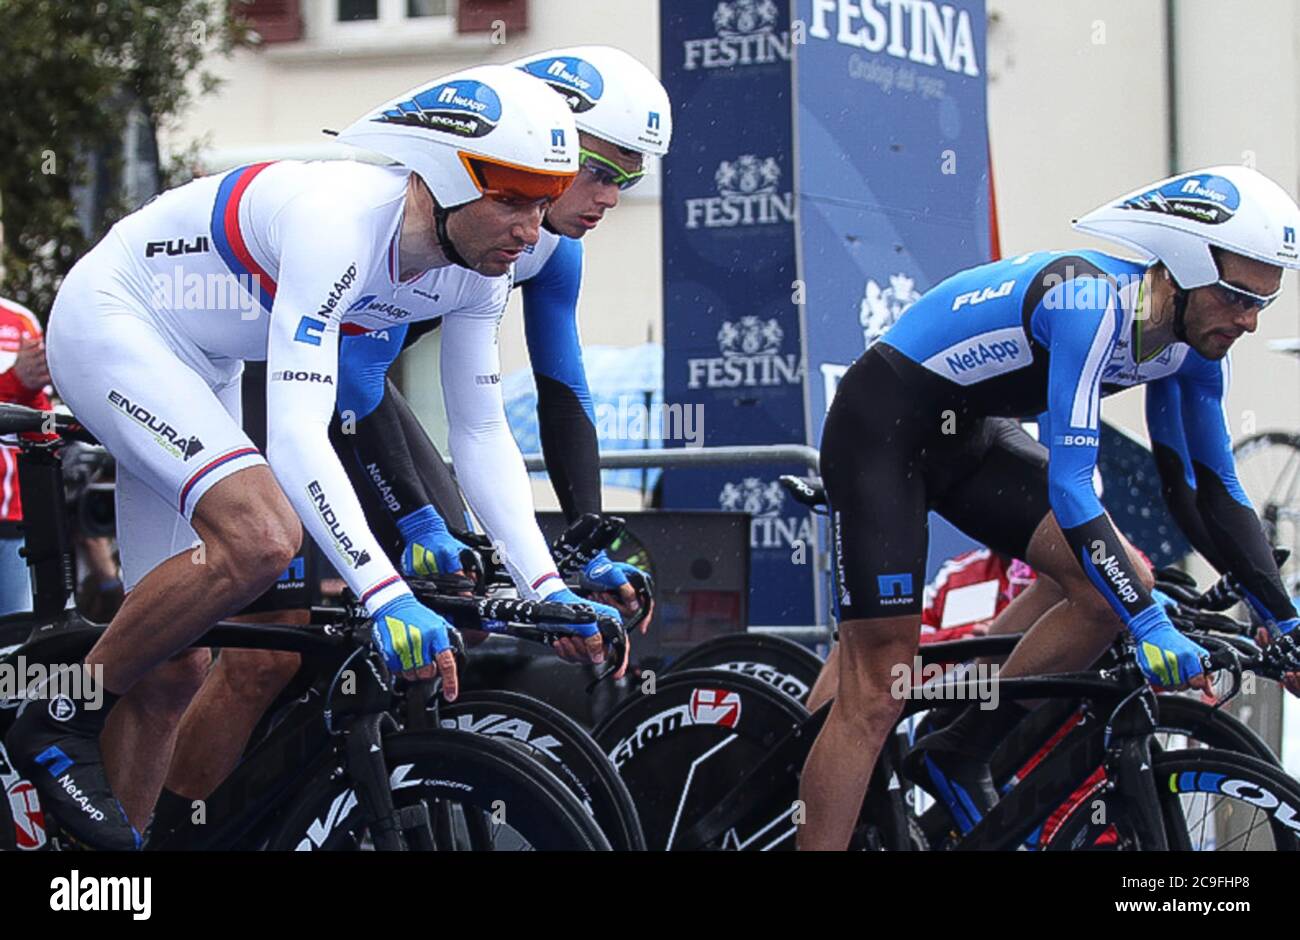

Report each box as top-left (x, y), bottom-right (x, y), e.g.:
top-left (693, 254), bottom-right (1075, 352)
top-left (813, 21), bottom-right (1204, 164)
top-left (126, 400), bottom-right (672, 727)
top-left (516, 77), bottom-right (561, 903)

top-left (370, 594), bottom-right (453, 675)
top-left (580, 550), bottom-right (644, 594)
top-left (397, 505), bottom-right (471, 578)
top-left (1128, 605), bottom-right (1208, 687)
top-left (1150, 588), bottom-right (1179, 612)
top-left (543, 586), bottom-right (621, 638)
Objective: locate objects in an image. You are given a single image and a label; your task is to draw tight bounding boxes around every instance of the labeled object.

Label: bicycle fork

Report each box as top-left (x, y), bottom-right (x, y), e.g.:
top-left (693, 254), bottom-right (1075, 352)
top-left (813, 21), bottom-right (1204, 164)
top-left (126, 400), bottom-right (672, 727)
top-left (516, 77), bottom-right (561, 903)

top-left (342, 714), bottom-right (435, 851)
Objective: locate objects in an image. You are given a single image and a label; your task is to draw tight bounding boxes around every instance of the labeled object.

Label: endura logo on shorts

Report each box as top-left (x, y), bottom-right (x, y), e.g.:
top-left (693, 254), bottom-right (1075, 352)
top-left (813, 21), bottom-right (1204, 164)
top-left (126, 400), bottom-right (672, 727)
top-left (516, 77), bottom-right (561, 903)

top-left (107, 390), bottom-right (205, 461)
top-left (378, 80), bottom-right (503, 139)
top-left (1097, 553), bottom-right (1140, 605)
top-left (306, 480), bottom-right (372, 569)
top-left (951, 279), bottom-right (1015, 310)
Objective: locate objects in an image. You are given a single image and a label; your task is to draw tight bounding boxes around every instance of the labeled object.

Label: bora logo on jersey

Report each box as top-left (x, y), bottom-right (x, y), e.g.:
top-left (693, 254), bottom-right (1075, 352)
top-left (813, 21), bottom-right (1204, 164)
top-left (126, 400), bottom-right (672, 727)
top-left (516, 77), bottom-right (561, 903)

top-left (378, 79), bottom-right (502, 139)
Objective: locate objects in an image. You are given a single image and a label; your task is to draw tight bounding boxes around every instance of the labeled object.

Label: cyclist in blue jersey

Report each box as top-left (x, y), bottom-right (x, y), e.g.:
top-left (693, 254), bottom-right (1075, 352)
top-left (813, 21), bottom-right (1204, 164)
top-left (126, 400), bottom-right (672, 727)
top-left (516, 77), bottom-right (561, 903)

top-left (798, 165), bottom-right (1300, 850)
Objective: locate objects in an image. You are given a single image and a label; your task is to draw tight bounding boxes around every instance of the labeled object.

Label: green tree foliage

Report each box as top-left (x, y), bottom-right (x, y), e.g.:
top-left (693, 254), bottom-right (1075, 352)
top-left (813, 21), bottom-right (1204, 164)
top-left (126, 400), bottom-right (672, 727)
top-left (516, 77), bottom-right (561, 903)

top-left (0, 1), bottom-right (252, 316)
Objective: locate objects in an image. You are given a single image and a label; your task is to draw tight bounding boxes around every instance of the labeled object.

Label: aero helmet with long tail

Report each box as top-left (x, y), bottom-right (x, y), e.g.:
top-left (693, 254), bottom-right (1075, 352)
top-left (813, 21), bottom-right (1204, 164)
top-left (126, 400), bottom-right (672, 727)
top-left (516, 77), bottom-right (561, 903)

top-left (509, 45), bottom-right (672, 158)
top-left (336, 65), bottom-right (579, 265)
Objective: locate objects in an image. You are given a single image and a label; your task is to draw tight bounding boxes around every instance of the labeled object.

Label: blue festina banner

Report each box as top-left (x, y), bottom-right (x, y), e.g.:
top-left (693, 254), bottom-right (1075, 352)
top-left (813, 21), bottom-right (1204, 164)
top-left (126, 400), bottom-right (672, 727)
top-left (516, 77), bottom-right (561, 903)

top-left (792, 0), bottom-right (994, 592)
top-left (660, 0), bottom-right (817, 627)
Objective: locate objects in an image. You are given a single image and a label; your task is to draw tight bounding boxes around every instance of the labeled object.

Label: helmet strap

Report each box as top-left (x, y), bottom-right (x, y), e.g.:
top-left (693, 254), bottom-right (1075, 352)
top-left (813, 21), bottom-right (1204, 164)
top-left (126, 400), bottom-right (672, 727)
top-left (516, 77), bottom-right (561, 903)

top-left (1170, 284), bottom-right (1191, 343)
top-left (433, 202), bottom-right (473, 270)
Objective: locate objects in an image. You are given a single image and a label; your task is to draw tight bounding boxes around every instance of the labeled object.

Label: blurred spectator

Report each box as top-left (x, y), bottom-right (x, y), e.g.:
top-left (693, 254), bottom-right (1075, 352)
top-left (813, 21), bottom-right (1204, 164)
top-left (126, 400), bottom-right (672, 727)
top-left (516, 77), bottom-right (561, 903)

top-left (0, 293), bottom-right (53, 614)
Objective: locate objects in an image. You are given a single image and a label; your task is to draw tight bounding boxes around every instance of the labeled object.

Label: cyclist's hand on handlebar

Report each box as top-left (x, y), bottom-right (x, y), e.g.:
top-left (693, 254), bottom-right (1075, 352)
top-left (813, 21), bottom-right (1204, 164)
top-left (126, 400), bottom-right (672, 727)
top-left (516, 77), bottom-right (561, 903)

top-left (1256, 619), bottom-right (1300, 697)
top-left (543, 586), bottom-right (621, 667)
top-left (370, 594), bottom-right (459, 699)
top-left (580, 551), bottom-right (654, 633)
top-left (398, 506), bottom-right (474, 586)
top-left (1131, 610), bottom-right (1212, 691)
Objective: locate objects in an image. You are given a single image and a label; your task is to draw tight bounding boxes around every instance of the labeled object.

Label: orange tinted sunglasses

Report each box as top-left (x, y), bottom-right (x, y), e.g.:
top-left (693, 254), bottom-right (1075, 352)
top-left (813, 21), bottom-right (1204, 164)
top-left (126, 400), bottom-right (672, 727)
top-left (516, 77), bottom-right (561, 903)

top-left (460, 153), bottom-right (576, 207)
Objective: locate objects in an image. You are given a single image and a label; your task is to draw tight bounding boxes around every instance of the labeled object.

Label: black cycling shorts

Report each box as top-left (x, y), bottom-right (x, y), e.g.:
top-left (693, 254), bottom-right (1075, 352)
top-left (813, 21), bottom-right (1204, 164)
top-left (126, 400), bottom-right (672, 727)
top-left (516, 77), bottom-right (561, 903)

top-left (820, 343), bottom-right (1050, 621)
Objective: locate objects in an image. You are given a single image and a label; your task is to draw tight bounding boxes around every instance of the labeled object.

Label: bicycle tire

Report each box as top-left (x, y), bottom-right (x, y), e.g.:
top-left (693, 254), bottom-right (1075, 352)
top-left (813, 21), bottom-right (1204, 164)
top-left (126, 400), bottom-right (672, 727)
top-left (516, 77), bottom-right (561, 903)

top-left (266, 728), bottom-right (611, 851)
top-left (593, 668), bottom-right (808, 850)
top-left (1232, 430), bottom-right (1300, 595)
top-left (1043, 748), bottom-right (1300, 851)
top-left (665, 633), bottom-right (824, 706)
top-left (436, 690), bottom-right (646, 850)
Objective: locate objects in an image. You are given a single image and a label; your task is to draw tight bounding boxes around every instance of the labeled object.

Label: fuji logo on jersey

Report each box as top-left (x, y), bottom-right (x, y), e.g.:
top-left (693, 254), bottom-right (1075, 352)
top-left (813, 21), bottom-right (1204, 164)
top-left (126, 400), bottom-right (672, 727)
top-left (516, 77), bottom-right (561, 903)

top-left (808, 0), bottom-right (981, 76)
top-left (1119, 173), bottom-right (1240, 225)
top-left (377, 79), bottom-right (502, 139)
top-left (306, 480), bottom-right (372, 569)
top-left (718, 476), bottom-right (816, 551)
top-left (687, 316), bottom-right (802, 388)
top-left (689, 688), bottom-right (742, 728)
top-left (143, 236), bottom-right (210, 259)
top-left (520, 56), bottom-right (604, 113)
top-left (685, 154), bottom-right (793, 229)
top-left (107, 390), bottom-right (205, 461)
top-left (951, 279), bottom-right (1015, 310)
top-left (861, 272), bottom-right (922, 347)
top-left (684, 0), bottom-right (791, 70)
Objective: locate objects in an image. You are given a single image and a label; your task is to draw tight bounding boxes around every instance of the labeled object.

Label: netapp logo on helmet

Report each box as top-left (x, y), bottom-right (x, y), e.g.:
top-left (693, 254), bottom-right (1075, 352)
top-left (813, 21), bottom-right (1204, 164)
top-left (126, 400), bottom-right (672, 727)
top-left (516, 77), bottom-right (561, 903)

top-left (1120, 173), bottom-right (1241, 226)
top-left (684, 0), bottom-right (791, 70)
top-left (921, 327), bottom-right (1030, 386)
top-left (808, 0), bottom-right (981, 77)
top-left (685, 154), bottom-right (793, 229)
top-left (377, 79), bottom-right (502, 139)
top-left (522, 56), bottom-right (604, 113)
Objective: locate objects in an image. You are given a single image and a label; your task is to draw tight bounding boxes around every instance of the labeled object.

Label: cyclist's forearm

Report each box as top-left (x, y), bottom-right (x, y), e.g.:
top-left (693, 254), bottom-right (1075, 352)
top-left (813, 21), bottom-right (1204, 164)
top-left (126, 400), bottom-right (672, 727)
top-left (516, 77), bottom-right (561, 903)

top-left (1151, 443), bottom-right (1230, 572)
top-left (1193, 464), bottom-right (1297, 621)
top-left (349, 386), bottom-right (434, 521)
top-left (536, 373), bottom-right (602, 521)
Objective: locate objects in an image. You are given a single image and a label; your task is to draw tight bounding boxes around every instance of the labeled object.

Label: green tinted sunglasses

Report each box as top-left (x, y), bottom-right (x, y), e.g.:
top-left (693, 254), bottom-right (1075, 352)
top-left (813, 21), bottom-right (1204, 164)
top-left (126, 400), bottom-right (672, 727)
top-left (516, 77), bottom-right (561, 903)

top-left (578, 148), bottom-right (646, 191)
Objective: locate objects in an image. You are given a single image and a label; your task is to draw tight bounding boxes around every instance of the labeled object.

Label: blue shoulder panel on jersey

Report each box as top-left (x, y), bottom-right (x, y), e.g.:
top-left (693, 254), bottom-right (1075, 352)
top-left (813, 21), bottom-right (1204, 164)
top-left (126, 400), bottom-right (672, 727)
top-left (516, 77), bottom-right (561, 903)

top-left (521, 235), bottom-right (595, 423)
top-left (337, 324), bottom-right (408, 421)
top-left (1031, 274), bottom-right (1122, 530)
top-left (1172, 351), bottom-right (1251, 507)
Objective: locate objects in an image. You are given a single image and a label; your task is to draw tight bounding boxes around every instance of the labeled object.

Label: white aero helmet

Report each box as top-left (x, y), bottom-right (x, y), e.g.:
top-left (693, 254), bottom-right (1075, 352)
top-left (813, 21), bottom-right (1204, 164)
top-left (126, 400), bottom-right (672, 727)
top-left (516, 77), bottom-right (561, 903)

top-left (509, 45), bottom-right (672, 157)
top-left (336, 64), bottom-right (578, 209)
top-left (1072, 165), bottom-right (1300, 289)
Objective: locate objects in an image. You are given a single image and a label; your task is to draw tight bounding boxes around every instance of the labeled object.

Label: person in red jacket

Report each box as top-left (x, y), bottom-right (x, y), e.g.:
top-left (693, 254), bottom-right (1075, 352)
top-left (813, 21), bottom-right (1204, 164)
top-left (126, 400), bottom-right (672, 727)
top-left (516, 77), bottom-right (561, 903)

top-left (0, 294), bottom-right (52, 615)
top-left (920, 549), bottom-right (1037, 643)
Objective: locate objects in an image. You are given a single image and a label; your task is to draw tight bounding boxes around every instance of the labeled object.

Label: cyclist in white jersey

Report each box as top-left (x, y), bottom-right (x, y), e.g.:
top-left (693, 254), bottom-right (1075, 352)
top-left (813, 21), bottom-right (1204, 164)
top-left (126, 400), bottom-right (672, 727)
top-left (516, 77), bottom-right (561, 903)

top-left (3, 65), bottom-right (611, 851)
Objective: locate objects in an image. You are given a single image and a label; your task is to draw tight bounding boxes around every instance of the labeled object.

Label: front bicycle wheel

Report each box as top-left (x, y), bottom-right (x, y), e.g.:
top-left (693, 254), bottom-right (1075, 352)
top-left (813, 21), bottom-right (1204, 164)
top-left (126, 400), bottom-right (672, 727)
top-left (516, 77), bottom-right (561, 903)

top-left (1044, 748), bottom-right (1300, 851)
top-left (267, 729), bottom-right (611, 851)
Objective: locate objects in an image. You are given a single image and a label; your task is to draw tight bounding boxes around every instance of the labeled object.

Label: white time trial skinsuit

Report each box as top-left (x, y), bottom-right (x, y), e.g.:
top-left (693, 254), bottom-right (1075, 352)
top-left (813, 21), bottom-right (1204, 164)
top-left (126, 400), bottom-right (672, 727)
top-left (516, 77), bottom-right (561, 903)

top-left (46, 159), bottom-right (566, 615)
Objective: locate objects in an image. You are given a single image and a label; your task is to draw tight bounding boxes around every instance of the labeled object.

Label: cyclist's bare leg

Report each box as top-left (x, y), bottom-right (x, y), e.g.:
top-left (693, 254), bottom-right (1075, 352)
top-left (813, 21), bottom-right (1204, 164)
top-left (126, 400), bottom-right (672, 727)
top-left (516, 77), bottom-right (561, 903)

top-left (100, 648), bottom-right (212, 829)
top-left (797, 615), bottom-right (917, 850)
top-left (87, 466), bottom-right (301, 827)
top-left (166, 614), bottom-right (306, 801)
top-left (809, 574), bottom-right (1068, 713)
top-left (806, 644), bottom-right (838, 713)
